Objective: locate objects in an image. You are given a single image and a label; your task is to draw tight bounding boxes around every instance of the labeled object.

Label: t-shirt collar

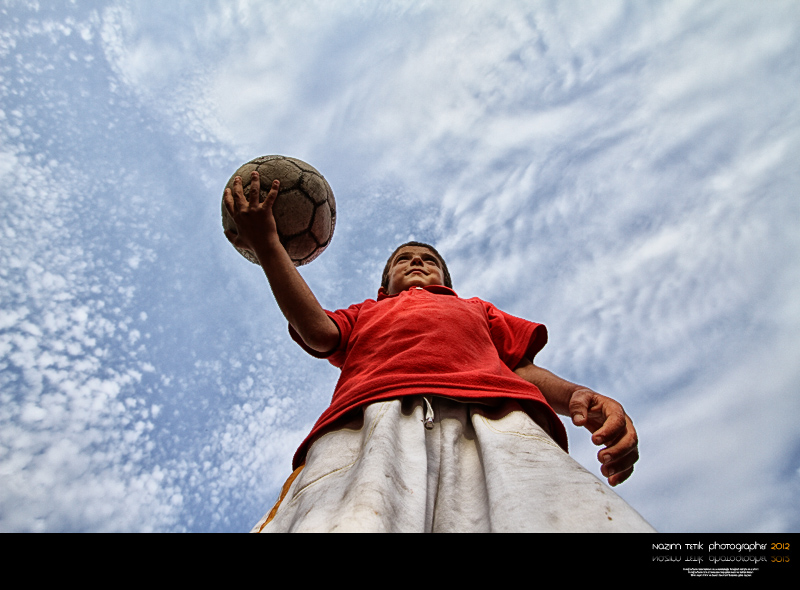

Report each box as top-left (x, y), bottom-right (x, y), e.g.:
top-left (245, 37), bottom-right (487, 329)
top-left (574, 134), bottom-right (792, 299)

top-left (377, 284), bottom-right (458, 301)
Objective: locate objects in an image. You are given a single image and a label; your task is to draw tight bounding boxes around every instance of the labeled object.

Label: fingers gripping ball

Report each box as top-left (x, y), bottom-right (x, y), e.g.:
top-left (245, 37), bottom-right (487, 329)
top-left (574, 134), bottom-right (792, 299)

top-left (221, 155), bottom-right (336, 266)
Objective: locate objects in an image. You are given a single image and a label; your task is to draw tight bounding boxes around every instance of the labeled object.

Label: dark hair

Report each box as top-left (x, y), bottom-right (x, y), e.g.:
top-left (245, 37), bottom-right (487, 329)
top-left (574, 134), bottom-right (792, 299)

top-left (380, 241), bottom-right (453, 290)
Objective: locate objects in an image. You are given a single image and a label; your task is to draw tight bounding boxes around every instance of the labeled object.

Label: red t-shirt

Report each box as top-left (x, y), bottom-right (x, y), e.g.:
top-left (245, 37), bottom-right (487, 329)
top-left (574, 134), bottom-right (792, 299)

top-left (289, 285), bottom-right (567, 468)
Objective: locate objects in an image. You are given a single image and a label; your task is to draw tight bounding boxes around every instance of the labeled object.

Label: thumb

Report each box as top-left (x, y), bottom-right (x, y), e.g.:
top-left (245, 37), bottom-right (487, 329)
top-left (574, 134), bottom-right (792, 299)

top-left (224, 229), bottom-right (250, 251)
top-left (568, 389), bottom-right (593, 426)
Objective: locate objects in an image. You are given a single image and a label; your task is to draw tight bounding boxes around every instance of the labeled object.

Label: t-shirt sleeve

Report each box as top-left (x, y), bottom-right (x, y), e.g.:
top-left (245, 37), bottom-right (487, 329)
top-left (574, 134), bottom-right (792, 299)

top-left (287, 302), bottom-right (363, 368)
top-left (484, 302), bottom-right (548, 369)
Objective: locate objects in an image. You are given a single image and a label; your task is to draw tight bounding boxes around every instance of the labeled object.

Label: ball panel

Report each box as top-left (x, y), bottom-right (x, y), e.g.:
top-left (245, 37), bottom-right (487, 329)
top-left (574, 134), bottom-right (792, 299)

top-left (221, 200), bottom-right (235, 233)
top-left (286, 157), bottom-right (322, 176)
top-left (323, 176), bottom-right (337, 220)
top-left (256, 158), bottom-right (301, 190)
top-left (310, 203), bottom-right (332, 245)
top-left (283, 232), bottom-right (318, 262)
top-left (237, 248), bottom-right (259, 265)
top-left (301, 173), bottom-right (330, 205)
top-left (327, 192), bottom-right (337, 221)
top-left (272, 189), bottom-right (315, 237)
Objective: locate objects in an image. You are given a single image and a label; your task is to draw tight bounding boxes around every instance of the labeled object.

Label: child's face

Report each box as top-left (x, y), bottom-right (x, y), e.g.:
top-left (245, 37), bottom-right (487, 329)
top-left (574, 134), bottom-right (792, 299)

top-left (385, 246), bottom-right (445, 295)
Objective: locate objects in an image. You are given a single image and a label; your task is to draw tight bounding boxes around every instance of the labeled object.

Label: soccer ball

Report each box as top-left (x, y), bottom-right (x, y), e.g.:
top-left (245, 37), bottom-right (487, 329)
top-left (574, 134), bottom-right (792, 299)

top-left (221, 155), bottom-right (336, 266)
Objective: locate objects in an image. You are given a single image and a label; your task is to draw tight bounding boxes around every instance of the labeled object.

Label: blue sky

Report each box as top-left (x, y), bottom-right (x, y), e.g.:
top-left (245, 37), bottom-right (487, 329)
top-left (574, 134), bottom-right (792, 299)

top-left (1, 0), bottom-right (798, 532)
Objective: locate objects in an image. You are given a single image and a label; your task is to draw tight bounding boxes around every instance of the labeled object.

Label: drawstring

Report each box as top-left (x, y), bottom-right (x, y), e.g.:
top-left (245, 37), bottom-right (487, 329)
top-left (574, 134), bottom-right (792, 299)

top-left (423, 397), bottom-right (434, 430)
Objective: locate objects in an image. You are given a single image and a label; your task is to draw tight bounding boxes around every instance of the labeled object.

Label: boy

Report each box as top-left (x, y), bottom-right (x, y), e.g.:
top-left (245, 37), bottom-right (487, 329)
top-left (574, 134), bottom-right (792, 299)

top-left (225, 172), bottom-right (655, 532)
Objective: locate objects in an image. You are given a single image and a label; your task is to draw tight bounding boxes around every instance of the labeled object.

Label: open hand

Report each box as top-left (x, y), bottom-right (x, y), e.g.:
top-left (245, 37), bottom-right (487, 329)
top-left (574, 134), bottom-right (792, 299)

top-left (223, 171), bottom-right (280, 253)
top-left (568, 389), bottom-right (639, 486)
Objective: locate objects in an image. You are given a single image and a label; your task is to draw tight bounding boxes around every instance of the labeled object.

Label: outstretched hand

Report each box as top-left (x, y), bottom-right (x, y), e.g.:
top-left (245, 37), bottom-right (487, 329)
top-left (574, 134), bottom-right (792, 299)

top-left (223, 171), bottom-right (280, 253)
top-left (568, 389), bottom-right (639, 486)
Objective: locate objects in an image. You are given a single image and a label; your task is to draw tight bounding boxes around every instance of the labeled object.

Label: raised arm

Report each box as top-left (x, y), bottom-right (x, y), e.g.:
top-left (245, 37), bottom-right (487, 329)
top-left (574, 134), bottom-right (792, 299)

top-left (513, 357), bottom-right (639, 486)
top-left (223, 171), bottom-right (339, 353)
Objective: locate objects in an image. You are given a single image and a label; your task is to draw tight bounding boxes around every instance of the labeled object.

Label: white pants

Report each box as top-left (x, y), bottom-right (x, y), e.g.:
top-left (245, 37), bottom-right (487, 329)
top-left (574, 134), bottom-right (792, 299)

top-left (252, 396), bottom-right (656, 533)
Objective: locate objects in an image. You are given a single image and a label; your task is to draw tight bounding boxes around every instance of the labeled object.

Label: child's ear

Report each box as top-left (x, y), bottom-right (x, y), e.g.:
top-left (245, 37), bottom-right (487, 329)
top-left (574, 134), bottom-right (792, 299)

top-left (378, 286), bottom-right (389, 297)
